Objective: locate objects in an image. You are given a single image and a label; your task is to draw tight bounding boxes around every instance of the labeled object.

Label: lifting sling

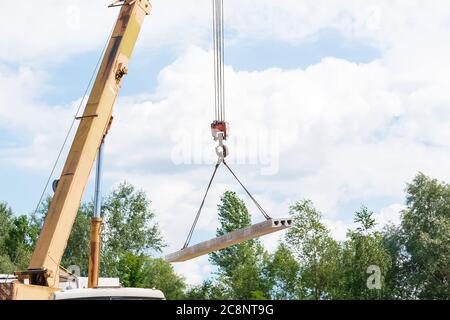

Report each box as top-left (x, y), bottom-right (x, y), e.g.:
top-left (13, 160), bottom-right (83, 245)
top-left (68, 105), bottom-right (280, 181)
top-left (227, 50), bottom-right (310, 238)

top-left (181, 0), bottom-right (273, 252)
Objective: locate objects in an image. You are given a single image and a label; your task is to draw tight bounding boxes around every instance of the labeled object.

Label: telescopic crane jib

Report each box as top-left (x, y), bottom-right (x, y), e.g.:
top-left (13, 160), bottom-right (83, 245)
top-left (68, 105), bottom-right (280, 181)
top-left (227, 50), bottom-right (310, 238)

top-left (3, 0), bottom-right (151, 300)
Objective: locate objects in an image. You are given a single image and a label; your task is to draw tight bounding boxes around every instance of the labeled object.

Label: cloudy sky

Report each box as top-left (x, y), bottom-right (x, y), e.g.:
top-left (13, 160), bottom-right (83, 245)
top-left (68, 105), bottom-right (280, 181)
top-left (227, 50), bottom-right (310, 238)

top-left (1, 0), bottom-right (450, 284)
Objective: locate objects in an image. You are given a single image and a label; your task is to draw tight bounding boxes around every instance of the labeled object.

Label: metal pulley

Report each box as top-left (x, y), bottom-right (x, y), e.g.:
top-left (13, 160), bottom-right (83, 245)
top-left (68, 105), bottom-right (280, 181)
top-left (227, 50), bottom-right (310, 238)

top-left (211, 120), bottom-right (229, 141)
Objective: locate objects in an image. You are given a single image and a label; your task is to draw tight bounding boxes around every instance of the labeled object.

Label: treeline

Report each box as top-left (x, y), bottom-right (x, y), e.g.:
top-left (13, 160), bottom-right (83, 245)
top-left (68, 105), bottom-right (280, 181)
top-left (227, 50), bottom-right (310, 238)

top-left (0, 183), bottom-right (185, 299)
top-left (0, 173), bottom-right (449, 299)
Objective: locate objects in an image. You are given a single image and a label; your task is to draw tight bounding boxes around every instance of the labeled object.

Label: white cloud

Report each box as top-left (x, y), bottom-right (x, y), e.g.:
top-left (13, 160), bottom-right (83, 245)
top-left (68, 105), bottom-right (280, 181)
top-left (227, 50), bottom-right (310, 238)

top-left (0, 0), bottom-right (212, 64)
top-left (0, 65), bottom-right (80, 172)
top-left (172, 255), bottom-right (214, 286)
top-left (373, 203), bottom-right (404, 230)
top-left (0, 1), bottom-right (114, 64)
top-left (3, 0), bottom-right (450, 67)
top-left (324, 219), bottom-right (352, 242)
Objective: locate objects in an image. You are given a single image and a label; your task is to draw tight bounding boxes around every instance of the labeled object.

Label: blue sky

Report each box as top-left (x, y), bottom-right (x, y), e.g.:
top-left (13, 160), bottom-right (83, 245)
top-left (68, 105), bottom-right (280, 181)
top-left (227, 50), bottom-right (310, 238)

top-left (1, 0), bottom-right (450, 284)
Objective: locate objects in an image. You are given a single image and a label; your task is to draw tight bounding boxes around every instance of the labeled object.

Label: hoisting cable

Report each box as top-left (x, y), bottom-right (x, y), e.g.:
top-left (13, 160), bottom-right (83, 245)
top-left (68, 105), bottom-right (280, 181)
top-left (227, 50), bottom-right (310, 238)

top-left (212, 0), bottom-right (218, 121)
top-left (183, 163), bottom-right (220, 249)
top-left (182, 0), bottom-right (227, 249)
top-left (31, 11), bottom-right (119, 218)
top-left (213, 0), bottom-right (225, 123)
top-left (223, 160), bottom-right (271, 220)
top-left (219, 0), bottom-right (225, 122)
top-left (182, 0), bottom-right (270, 250)
top-left (182, 159), bottom-right (271, 249)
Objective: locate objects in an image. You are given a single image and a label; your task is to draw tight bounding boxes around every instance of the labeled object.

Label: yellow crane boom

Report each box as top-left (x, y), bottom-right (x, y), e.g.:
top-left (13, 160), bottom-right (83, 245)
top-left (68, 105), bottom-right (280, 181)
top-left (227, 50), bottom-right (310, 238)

top-left (7, 0), bottom-right (151, 299)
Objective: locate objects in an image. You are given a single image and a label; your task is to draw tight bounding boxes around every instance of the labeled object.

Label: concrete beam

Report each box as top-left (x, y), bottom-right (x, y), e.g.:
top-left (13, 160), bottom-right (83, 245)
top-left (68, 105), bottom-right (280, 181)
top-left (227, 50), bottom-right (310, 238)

top-left (165, 218), bottom-right (293, 263)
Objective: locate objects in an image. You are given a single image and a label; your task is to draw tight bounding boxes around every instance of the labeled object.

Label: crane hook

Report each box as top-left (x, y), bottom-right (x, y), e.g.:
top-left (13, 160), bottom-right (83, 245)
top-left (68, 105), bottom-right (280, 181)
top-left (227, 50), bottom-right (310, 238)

top-left (215, 133), bottom-right (229, 164)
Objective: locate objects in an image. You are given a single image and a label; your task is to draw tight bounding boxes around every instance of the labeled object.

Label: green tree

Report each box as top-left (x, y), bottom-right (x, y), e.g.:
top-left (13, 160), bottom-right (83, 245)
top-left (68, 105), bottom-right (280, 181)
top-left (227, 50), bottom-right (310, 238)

top-left (98, 182), bottom-right (164, 279)
top-left (109, 254), bottom-right (186, 299)
top-left (141, 258), bottom-right (186, 300)
top-left (0, 202), bottom-right (13, 249)
top-left (208, 191), bottom-right (272, 299)
top-left (4, 214), bottom-right (40, 271)
top-left (115, 252), bottom-right (147, 288)
top-left (381, 224), bottom-right (412, 299)
top-left (285, 200), bottom-right (341, 299)
top-left (0, 255), bottom-right (15, 274)
top-left (337, 207), bottom-right (392, 299)
top-left (0, 202), bottom-right (14, 273)
top-left (23, 183), bottom-right (184, 300)
top-left (354, 206), bottom-right (376, 234)
top-left (0, 202), bottom-right (40, 273)
top-left (399, 173), bottom-right (450, 299)
top-left (185, 279), bottom-right (230, 300)
top-left (267, 243), bottom-right (302, 299)
top-left (61, 203), bottom-right (92, 276)
top-left (28, 196), bottom-right (91, 276)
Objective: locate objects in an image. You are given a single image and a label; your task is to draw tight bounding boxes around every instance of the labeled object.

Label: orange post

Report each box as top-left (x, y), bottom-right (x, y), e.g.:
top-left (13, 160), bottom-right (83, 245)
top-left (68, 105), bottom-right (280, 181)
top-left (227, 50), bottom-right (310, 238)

top-left (88, 217), bottom-right (102, 288)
